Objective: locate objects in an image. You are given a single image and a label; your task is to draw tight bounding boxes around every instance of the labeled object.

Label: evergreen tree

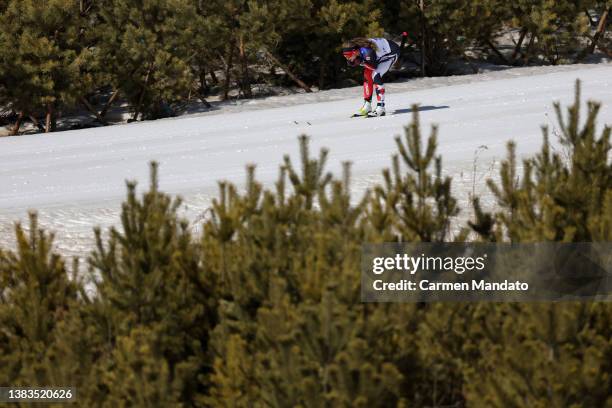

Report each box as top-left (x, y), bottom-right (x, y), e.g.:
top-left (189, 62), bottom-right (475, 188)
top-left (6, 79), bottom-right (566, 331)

top-left (461, 302), bottom-right (612, 407)
top-left (313, 0), bottom-right (384, 87)
top-left (398, 0), bottom-right (507, 75)
top-left (96, 327), bottom-right (183, 407)
top-left (194, 0), bottom-right (247, 100)
top-left (506, 0), bottom-right (593, 64)
top-left (88, 163), bottom-right (218, 405)
top-left (237, 0), bottom-right (384, 89)
top-left (96, 0), bottom-right (201, 119)
top-left (0, 0), bottom-right (97, 132)
top-left (456, 80), bottom-right (611, 407)
top-left (369, 106), bottom-right (462, 241)
top-left (475, 80), bottom-right (611, 242)
top-left (0, 213), bottom-right (81, 386)
top-left (203, 121), bottom-right (463, 406)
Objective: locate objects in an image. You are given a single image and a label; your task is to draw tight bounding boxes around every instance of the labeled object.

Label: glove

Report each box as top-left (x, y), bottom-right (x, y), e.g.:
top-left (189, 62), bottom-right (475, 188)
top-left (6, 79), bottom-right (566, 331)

top-left (401, 31), bottom-right (413, 44)
top-left (347, 57), bottom-right (361, 67)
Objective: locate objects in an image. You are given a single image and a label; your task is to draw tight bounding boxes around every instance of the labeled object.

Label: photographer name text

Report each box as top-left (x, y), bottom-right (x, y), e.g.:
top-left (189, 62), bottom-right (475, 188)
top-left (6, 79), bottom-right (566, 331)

top-left (372, 279), bottom-right (529, 291)
top-left (371, 254), bottom-right (529, 292)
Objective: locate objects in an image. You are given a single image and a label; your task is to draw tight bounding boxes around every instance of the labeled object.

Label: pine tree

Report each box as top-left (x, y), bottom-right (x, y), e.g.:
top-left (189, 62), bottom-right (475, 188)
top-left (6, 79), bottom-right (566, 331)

top-left (235, 0), bottom-right (384, 89)
top-left (204, 128), bottom-right (463, 406)
top-left (397, 0), bottom-right (507, 75)
top-left (506, 0), bottom-right (593, 64)
top-left (0, 213), bottom-right (81, 386)
top-left (96, 327), bottom-right (183, 407)
top-left (475, 80), bottom-right (611, 242)
top-left (457, 80), bottom-right (612, 407)
top-left (96, 0), bottom-right (201, 120)
top-left (370, 105), bottom-right (462, 242)
top-left (0, 0), bottom-right (97, 133)
top-left (460, 302), bottom-right (612, 407)
top-left (314, 0), bottom-right (384, 87)
top-left (88, 163), bottom-right (218, 405)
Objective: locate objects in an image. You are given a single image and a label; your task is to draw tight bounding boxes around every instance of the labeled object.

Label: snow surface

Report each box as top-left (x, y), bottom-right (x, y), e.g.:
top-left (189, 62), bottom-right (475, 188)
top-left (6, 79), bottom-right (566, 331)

top-left (1, 63), bottom-right (610, 259)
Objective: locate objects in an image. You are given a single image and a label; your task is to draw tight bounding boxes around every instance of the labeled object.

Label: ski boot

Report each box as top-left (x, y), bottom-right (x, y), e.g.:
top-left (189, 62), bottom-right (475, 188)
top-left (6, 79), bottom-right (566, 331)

top-left (374, 103), bottom-right (386, 117)
top-left (357, 100), bottom-right (372, 116)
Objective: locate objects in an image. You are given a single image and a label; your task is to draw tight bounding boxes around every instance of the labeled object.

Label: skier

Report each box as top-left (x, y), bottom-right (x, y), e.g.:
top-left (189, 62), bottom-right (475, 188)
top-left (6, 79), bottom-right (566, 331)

top-left (342, 37), bottom-right (401, 117)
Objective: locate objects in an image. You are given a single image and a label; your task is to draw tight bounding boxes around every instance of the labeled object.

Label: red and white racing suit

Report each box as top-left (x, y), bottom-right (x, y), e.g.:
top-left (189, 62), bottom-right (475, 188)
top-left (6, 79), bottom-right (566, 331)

top-left (359, 38), bottom-right (400, 106)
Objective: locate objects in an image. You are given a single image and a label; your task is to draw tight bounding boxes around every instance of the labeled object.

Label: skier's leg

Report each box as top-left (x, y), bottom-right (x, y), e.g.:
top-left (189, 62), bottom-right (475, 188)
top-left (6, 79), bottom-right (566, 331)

top-left (363, 68), bottom-right (374, 102)
top-left (359, 68), bottom-right (374, 115)
top-left (375, 54), bottom-right (397, 78)
top-left (373, 74), bottom-right (385, 104)
top-left (373, 73), bottom-right (386, 116)
top-left (373, 55), bottom-right (398, 116)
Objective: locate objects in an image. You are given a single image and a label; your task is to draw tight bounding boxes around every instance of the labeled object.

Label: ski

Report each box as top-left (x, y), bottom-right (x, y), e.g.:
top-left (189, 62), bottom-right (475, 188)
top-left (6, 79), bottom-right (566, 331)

top-left (350, 113), bottom-right (386, 118)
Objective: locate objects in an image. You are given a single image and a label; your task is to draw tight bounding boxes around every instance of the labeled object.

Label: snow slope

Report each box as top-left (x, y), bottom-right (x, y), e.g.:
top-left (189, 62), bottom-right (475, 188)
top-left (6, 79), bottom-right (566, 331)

top-left (1, 63), bottom-right (611, 258)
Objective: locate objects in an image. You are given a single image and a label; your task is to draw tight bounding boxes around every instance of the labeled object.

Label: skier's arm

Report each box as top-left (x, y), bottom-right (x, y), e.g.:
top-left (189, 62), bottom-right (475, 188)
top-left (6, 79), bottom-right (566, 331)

top-left (362, 61), bottom-right (377, 71)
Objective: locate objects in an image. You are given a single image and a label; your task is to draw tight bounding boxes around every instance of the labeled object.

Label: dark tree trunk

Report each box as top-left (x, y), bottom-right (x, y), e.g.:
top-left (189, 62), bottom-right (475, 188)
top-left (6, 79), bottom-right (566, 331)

top-left (318, 58), bottom-right (326, 90)
top-left (81, 96), bottom-right (108, 125)
top-left (264, 49), bottom-right (312, 93)
top-left (199, 66), bottom-right (209, 96)
top-left (486, 39), bottom-right (510, 64)
top-left (588, 8), bottom-right (609, 54)
top-left (511, 28), bottom-right (528, 61)
top-left (133, 68), bottom-right (152, 121)
top-left (224, 52), bottom-right (233, 100)
top-left (79, 0), bottom-right (93, 16)
top-left (200, 98), bottom-right (212, 108)
top-left (222, 42), bottom-right (234, 100)
top-left (585, 9), bottom-right (595, 27)
top-left (45, 104), bottom-right (53, 133)
top-left (133, 89), bottom-right (145, 121)
top-left (238, 36), bottom-right (252, 98)
top-left (10, 112), bottom-right (24, 136)
top-left (523, 33), bottom-right (536, 65)
top-left (100, 89), bottom-right (119, 119)
top-left (198, 82), bottom-right (212, 109)
top-left (29, 114), bottom-right (45, 132)
top-left (462, 52), bottom-right (479, 74)
top-left (209, 68), bottom-right (218, 85)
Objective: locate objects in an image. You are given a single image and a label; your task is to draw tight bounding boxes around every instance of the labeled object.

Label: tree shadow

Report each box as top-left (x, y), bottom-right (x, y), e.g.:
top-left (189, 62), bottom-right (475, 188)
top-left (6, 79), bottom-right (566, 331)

top-left (392, 105), bottom-right (449, 115)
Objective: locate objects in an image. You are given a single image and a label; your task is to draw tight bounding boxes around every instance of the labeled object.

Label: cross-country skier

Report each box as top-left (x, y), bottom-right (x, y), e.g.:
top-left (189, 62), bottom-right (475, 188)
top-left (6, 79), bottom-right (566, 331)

top-left (342, 37), bottom-right (401, 117)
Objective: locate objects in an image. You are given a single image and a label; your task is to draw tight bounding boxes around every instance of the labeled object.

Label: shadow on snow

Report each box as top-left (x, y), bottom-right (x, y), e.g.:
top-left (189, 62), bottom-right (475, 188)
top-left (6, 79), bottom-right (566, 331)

top-left (392, 105), bottom-right (450, 115)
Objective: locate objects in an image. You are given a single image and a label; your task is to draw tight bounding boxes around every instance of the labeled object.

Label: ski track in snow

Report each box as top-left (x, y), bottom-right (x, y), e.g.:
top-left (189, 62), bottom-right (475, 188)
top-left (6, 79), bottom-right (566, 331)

top-left (1, 63), bottom-right (611, 259)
